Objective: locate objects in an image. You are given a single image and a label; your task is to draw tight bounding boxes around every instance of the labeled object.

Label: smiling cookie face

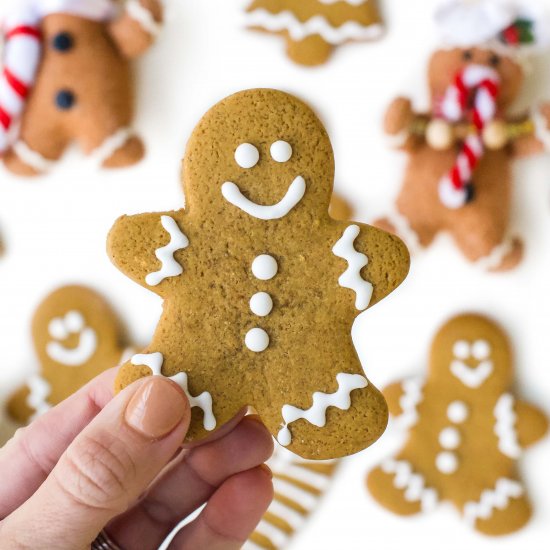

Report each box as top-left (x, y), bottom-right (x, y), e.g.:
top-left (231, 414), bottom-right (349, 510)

top-left (183, 89), bottom-right (335, 222)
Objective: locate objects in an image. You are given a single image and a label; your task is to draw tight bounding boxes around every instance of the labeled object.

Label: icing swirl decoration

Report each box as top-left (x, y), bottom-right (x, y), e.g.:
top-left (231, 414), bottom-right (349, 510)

top-left (494, 393), bottom-right (521, 459)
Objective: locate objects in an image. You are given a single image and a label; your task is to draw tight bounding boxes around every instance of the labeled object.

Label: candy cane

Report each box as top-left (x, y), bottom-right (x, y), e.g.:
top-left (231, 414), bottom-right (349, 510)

top-left (437, 64), bottom-right (501, 209)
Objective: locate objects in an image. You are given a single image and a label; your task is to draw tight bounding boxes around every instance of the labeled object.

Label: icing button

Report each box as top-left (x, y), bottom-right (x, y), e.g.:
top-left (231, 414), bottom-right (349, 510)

top-left (436, 451), bottom-right (459, 475)
top-left (245, 328), bottom-right (270, 353)
top-left (251, 254), bottom-right (278, 280)
top-left (52, 32), bottom-right (74, 52)
top-left (447, 400), bottom-right (469, 424)
top-left (56, 90), bottom-right (76, 110)
top-left (250, 292), bottom-right (273, 317)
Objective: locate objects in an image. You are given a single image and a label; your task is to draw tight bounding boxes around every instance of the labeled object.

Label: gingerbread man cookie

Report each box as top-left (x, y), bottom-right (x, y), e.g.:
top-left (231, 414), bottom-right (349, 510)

top-left (0, 0), bottom-right (163, 176)
top-left (7, 285), bottom-right (130, 423)
top-left (366, 314), bottom-right (548, 536)
top-left (244, 0), bottom-right (383, 66)
top-left (108, 88), bottom-right (410, 460)
top-left (376, 0), bottom-right (550, 271)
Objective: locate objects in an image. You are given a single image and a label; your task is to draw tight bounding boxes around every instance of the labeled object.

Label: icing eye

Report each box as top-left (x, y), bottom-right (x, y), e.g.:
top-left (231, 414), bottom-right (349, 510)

top-left (235, 143), bottom-right (259, 169)
top-left (49, 318), bottom-right (68, 340)
top-left (462, 50), bottom-right (473, 61)
top-left (472, 340), bottom-right (491, 360)
top-left (489, 54), bottom-right (501, 67)
top-left (453, 340), bottom-right (470, 360)
top-left (65, 311), bottom-right (84, 333)
top-left (270, 141), bottom-right (293, 163)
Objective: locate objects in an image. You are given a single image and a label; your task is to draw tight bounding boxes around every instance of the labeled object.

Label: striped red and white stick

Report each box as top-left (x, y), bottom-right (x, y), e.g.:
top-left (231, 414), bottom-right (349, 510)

top-left (437, 64), bottom-right (501, 209)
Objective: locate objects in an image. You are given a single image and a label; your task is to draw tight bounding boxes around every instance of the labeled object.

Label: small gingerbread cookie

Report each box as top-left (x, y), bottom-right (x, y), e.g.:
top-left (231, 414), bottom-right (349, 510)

top-left (366, 314), bottom-right (548, 536)
top-left (7, 285), bottom-right (130, 423)
top-left (244, 0), bottom-right (383, 66)
top-left (108, 88), bottom-right (410, 460)
top-left (0, 0), bottom-right (163, 176)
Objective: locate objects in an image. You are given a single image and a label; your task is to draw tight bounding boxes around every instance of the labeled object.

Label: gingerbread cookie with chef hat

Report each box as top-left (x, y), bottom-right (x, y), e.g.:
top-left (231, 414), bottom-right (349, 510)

top-left (366, 314), bottom-right (548, 536)
top-left (376, 0), bottom-right (550, 271)
top-left (108, 88), bottom-right (410, 460)
top-left (244, 0), bottom-right (383, 66)
top-left (0, 0), bottom-right (163, 176)
top-left (7, 285), bottom-right (131, 423)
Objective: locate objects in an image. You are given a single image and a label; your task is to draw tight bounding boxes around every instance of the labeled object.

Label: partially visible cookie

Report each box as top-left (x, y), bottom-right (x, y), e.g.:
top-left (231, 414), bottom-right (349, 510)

top-left (7, 285), bottom-right (130, 423)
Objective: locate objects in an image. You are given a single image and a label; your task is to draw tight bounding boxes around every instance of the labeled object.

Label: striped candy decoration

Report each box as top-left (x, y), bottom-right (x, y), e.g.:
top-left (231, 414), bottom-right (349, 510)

top-left (437, 64), bottom-right (501, 209)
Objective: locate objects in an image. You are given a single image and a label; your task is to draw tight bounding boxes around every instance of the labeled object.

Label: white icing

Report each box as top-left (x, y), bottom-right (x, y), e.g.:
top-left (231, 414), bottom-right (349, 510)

top-left (385, 209), bottom-right (422, 255)
top-left (395, 378), bottom-right (424, 429)
top-left (252, 254), bottom-right (278, 280)
top-left (439, 427), bottom-right (461, 450)
top-left (472, 340), bottom-right (491, 361)
top-left (270, 140), bottom-right (292, 163)
top-left (89, 127), bottom-right (134, 167)
top-left (475, 238), bottom-right (515, 271)
top-left (26, 374), bottom-right (52, 420)
top-left (125, 0), bottom-right (163, 37)
top-left (48, 318), bottom-right (69, 341)
top-left (450, 359), bottom-right (493, 388)
top-left (13, 140), bottom-right (55, 173)
top-left (277, 373), bottom-right (368, 446)
top-left (453, 340), bottom-right (470, 360)
top-left (494, 393), bottom-right (522, 459)
top-left (319, 0), bottom-right (369, 5)
top-left (221, 176), bottom-right (306, 220)
top-left (235, 143), bottom-right (259, 169)
top-left (245, 328), bottom-right (270, 353)
top-left (382, 459), bottom-right (438, 512)
top-left (463, 479), bottom-right (524, 527)
top-left (131, 353), bottom-right (216, 431)
top-left (332, 225), bottom-right (373, 311)
top-left (65, 311), bottom-right (84, 333)
top-left (436, 451), bottom-right (459, 475)
top-left (250, 292), bottom-right (273, 317)
top-left (244, 9), bottom-right (384, 46)
top-left (145, 216), bottom-right (189, 286)
top-left (447, 401), bottom-right (469, 424)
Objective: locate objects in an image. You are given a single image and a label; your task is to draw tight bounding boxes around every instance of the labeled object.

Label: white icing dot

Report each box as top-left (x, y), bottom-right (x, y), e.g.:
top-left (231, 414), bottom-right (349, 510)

top-left (453, 340), bottom-right (470, 360)
top-left (48, 318), bottom-right (68, 340)
top-left (472, 339), bottom-right (491, 361)
top-left (439, 427), bottom-right (461, 449)
top-left (436, 451), bottom-right (459, 475)
top-left (235, 143), bottom-right (259, 169)
top-left (270, 140), bottom-right (293, 163)
top-left (65, 311), bottom-right (84, 333)
top-left (250, 292), bottom-right (273, 317)
top-left (447, 401), bottom-right (469, 424)
top-left (251, 254), bottom-right (278, 280)
top-left (245, 328), bottom-right (270, 353)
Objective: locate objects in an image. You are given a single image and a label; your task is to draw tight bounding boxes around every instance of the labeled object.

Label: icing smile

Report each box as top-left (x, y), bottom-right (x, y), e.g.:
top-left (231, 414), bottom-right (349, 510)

top-left (450, 360), bottom-right (493, 388)
top-left (221, 176), bottom-right (306, 220)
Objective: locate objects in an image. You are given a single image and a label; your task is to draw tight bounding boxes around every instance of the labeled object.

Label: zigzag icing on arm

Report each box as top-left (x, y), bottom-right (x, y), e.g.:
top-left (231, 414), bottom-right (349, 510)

top-left (494, 393), bottom-right (521, 459)
top-left (396, 378), bottom-right (424, 428)
top-left (26, 374), bottom-right (52, 420)
top-left (332, 224), bottom-right (373, 310)
top-left (277, 373), bottom-right (368, 446)
top-left (145, 216), bottom-right (189, 287)
top-left (131, 353), bottom-right (216, 430)
top-left (463, 479), bottom-right (524, 527)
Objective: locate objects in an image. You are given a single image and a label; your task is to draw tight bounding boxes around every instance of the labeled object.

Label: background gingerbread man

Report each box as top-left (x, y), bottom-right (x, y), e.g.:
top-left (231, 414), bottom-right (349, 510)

top-left (366, 313), bottom-right (548, 536)
top-left (107, 88), bottom-right (410, 460)
top-left (0, 0), bottom-right (163, 176)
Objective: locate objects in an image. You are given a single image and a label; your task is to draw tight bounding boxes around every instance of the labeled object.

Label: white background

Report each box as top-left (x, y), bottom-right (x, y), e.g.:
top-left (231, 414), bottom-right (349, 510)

top-left (1, 0), bottom-right (550, 548)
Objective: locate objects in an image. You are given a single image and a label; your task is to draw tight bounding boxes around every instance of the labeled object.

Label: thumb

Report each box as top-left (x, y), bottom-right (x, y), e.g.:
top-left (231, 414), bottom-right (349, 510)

top-left (0, 377), bottom-right (190, 550)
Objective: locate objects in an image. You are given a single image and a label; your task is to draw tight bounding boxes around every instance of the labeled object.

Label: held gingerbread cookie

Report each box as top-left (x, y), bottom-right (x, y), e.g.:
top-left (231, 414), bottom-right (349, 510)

top-left (376, 0), bottom-right (550, 271)
top-left (7, 285), bottom-right (130, 423)
top-left (108, 88), bottom-right (410, 460)
top-left (0, 0), bottom-right (163, 176)
top-left (244, 0), bottom-right (383, 66)
top-left (366, 314), bottom-right (548, 536)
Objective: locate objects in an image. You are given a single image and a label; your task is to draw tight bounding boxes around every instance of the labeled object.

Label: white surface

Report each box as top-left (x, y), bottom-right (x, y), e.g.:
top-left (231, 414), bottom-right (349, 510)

top-left (1, 0), bottom-right (550, 548)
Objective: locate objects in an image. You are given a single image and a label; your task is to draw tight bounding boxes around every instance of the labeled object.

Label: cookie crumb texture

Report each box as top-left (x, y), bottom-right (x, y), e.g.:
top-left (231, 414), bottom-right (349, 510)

top-left (245, 0), bottom-right (383, 66)
top-left (367, 314), bottom-right (549, 536)
top-left (109, 88), bottom-right (409, 459)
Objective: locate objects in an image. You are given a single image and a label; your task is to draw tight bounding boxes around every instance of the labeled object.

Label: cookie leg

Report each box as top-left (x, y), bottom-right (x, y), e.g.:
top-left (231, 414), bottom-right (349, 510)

top-left (373, 211), bottom-right (435, 253)
top-left (367, 459), bottom-right (438, 516)
top-left (84, 127), bottom-right (145, 170)
top-left (286, 35), bottom-right (333, 66)
top-left (6, 386), bottom-right (34, 425)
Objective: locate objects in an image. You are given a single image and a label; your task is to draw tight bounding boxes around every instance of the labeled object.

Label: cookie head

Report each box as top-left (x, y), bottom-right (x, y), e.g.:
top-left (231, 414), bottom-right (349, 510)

top-left (183, 89), bottom-right (334, 222)
top-left (428, 314), bottom-right (513, 393)
top-left (428, 48), bottom-right (524, 112)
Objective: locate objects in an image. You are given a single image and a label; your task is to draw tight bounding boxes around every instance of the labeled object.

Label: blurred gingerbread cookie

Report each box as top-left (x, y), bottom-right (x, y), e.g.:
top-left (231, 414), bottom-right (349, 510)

top-left (7, 285), bottom-right (130, 423)
top-left (0, 0), bottom-right (163, 176)
top-left (376, 0), bottom-right (550, 271)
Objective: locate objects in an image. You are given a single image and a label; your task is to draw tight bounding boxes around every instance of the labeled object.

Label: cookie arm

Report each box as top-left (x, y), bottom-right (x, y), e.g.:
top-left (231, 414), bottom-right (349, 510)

top-left (511, 105), bottom-right (550, 159)
top-left (515, 400), bottom-right (549, 448)
top-left (384, 381), bottom-right (406, 417)
top-left (385, 97), bottom-right (424, 153)
top-left (108, 0), bottom-right (163, 59)
top-left (107, 211), bottom-right (189, 296)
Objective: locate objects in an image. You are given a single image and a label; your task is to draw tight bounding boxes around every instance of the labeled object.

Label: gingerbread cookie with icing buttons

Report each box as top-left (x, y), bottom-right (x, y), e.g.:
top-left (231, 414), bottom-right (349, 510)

top-left (367, 314), bottom-right (548, 536)
top-left (244, 0), bottom-right (383, 66)
top-left (108, 88), bottom-right (410, 460)
top-left (7, 285), bottom-right (130, 423)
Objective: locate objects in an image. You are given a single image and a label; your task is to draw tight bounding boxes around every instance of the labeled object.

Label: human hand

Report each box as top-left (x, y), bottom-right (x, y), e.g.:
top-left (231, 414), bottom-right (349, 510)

top-left (0, 369), bottom-right (274, 549)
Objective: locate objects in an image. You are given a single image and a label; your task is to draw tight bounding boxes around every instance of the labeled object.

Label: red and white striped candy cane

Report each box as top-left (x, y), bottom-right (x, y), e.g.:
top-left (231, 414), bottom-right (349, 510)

top-left (0, 4), bottom-right (42, 155)
top-left (437, 64), bottom-right (501, 209)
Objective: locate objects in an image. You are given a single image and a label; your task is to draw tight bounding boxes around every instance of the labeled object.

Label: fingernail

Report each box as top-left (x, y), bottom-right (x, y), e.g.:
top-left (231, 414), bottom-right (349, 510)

top-left (125, 378), bottom-right (188, 439)
top-left (259, 464), bottom-right (273, 479)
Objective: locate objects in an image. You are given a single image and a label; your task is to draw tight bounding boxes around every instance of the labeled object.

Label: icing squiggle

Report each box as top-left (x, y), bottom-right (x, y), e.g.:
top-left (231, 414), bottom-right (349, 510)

top-left (463, 479), bottom-right (524, 526)
top-left (494, 393), bottom-right (521, 459)
top-left (145, 216), bottom-right (189, 286)
top-left (245, 9), bottom-right (384, 45)
top-left (277, 373), bottom-right (368, 446)
top-left (382, 459), bottom-right (438, 512)
top-left (131, 353), bottom-right (216, 431)
top-left (26, 374), bottom-right (52, 420)
top-left (475, 238), bottom-right (515, 271)
top-left (126, 0), bottom-right (162, 37)
top-left (450, 359), bottom-right (493, 388)
top-left (396, 378), bottom-right (424, 428)
top-left (221, 176), bottom-right (306, 220)
top-left (332, 225), bottom-right (373, 310)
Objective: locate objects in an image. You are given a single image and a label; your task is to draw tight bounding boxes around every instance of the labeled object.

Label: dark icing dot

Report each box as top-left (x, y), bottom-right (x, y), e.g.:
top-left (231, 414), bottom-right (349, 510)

top-left (465, 182), bottom-right (476, 203)
top-left (52, 32), bottom-right (74, 52)
top-left (56, 90), bottom-right (76, 110)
